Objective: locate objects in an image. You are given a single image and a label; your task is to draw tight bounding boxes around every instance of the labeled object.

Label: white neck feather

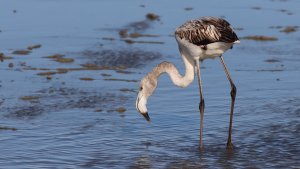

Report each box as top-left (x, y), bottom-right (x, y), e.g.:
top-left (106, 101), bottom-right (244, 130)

top-left (147, 51), bottom-right (195, 89)
top-left (136, 51), bottom-right (195, 114)
top-left (164, 52), bottom-right (195, 87)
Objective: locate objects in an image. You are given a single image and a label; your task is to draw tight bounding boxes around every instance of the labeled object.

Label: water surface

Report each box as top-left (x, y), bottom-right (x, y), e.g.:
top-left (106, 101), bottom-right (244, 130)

top-left (1, 0), bottom-right (300, 168)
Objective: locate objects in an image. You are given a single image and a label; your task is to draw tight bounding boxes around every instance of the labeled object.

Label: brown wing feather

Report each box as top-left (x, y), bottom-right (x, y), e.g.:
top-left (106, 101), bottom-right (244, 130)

top-left (175, 17), bottom-right (239, 46)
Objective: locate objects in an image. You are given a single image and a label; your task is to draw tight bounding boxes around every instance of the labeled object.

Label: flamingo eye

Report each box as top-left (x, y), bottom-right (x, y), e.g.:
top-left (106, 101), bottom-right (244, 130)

top-left (139, 86), bottom-right (143, 91)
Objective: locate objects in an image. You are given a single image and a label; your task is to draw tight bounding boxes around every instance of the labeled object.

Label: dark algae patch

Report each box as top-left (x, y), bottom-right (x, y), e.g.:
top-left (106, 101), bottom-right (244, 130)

top-left (102, 37), bottom-right (115, 41)
top-left (8, 63), bottom-right (14, 68)
top-left (36, 69), bottom-right (69, 76)
top-left (27, 44), bottom-right (42, 50)
top-left (115, 70), bottom-right (134, 74)
top-left (25, 67), bottom-right (51, 71)
top-left (100, 73), bottom-right (112, 77)
top-left (119, 29), bottom-right (128, 38)
top-left (81, 63), bottom-right (98, 68)
top-left (270, 25), bottom-right (283, 29)
top-left (251, 6), bottom-right (262, 10)
top-left (257, 69), bottom-right (284, 72)
top-left (44, 54), bottom-right (65, 59)
top-left (43, 54), bottom-right (74, 63)
top-left (242, 35), bottom-right (278, 41)
top-left (81, 49), bottom-right (161, 69)
top-left (31, 66), bottom-right (124, 76)
top-left (120, 88), bottom-right (135, 93)
top-left (46, 76), bottom-right (52, 80)
top-left (128, 33), bottom-right (160, 38)
top-left (264, 59), bottom-right (280, 63)
top-left (56, 68), bottom-right (69, 74)
top-left (146, 13), bottom-right (160, 21)
top-left (0, 53), bottom-right (11, 61)
top-left (104, 78), bottom-right (138, 83)
top-left (277, 9), bottom-right (293, 15)
top-left (94, 109), bottom-right (103, 112)
top-left (270, 25), bottom-right (298, 33)
top-left (80, 77), bottom-right (95, 81)
top-left (115, 107), bottom-right (126, 113)
top-left (280, 26), bottom-right (299, 33)
top-left (12, 50), bottom-right (31, 55)
top-left (0, 53), bottom-right (4, 62)
top-left (20, 96), bottom-right (40, 101)
top-left (122, 39), bottom-right (164, 44)
top-left (37, 71), bottom-right (58, 76)
top-left (116, 14), bottom-right (163, 47)
top-left (5, 106), bottom-right (44, 119)
top-left (107, 107), bottom-right (127, 113)
top-left (184, 7), bottom-right (193, 11)
top-left (0, 126), bottom-right (17, 131)
top-left (4, 87), bottom-right (129, 119)
top-left (55, 57), bottom-right (74, 63)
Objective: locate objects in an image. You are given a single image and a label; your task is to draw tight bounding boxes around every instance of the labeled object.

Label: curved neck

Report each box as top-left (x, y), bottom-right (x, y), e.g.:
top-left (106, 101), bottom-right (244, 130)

top-left (150, 52), bottom-right (195, 88)
top-left (136, 52), bottom-right (195, 114)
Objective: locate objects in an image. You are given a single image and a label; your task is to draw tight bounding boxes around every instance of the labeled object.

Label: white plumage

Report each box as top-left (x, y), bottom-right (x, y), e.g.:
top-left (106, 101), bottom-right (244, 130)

top-left (175, 16), bottom-right (239, 60)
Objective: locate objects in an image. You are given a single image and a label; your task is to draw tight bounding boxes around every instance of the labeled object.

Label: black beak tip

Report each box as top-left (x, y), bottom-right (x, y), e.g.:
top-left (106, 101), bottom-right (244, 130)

top-left (142, 112), bottom-right (151, 122)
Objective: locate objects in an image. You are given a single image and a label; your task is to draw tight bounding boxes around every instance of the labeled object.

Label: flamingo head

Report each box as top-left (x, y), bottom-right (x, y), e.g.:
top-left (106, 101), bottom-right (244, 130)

top-left (136, 76), bottom-right (157, 122)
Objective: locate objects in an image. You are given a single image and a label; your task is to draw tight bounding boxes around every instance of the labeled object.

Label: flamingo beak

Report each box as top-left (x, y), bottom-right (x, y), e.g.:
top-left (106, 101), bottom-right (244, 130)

top-left (141, 112), bottom-right (151, 121)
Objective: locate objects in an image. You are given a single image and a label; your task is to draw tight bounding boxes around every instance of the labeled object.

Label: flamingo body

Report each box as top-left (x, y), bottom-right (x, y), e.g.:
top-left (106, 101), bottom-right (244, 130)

top-left (136, 16), bottom-right (239, 150)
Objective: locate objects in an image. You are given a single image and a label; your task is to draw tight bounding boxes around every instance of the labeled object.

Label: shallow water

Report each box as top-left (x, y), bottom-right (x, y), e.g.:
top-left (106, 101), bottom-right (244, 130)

top-left (1, 0), bottom-right (300, 168)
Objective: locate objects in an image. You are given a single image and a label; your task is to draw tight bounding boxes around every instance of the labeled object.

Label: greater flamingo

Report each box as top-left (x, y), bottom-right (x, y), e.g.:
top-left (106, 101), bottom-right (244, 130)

top-left (136, 16), bottom-right (239, 149)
